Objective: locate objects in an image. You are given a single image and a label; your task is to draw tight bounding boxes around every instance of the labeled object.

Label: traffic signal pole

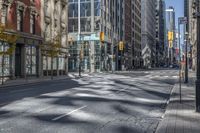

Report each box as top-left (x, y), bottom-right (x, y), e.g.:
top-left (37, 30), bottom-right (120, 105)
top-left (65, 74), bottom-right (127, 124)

top-left (185, 32), bottom-right (189, 83)
top-left (78, 0), bottom-right (81, 77)
top-left (195, 0), bottom-right (200, 112)
top-left (178, 18), bottom-right (182, 103)
top-left (192, 0), bottom-right (200, 112)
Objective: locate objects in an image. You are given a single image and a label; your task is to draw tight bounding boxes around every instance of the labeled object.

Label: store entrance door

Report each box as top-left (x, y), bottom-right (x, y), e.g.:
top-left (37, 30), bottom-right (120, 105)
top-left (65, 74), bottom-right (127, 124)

top-left (15, 44), bottom-right (22, 77)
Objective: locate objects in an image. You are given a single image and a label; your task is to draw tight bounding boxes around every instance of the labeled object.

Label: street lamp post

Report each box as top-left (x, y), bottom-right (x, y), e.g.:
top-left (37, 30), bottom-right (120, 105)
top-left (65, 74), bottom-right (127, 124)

top-left (185, 32), bottom-right (189, 83)
top-left (178, 17), bottom-right (187, 103)
top-left (178, 18), bottom-right (182, 103)
top-left (193, 0), bottom-right (200, 112)
top-left (78, 0), bottom-right (82, 77)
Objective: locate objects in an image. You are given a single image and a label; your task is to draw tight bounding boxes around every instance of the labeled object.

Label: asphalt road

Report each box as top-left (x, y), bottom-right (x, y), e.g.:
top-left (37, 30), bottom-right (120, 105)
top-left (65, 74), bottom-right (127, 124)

top-left (0, 70), bottom-right (178, 133)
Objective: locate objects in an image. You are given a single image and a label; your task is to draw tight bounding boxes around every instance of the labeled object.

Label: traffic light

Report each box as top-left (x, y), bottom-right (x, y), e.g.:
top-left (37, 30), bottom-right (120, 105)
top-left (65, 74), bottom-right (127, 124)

top-left (168, 32), bottom-right (174, 41)
top-left (100, 32), bottom-right (105, 42)
top-left (119, 41), bottom-right (124, 51)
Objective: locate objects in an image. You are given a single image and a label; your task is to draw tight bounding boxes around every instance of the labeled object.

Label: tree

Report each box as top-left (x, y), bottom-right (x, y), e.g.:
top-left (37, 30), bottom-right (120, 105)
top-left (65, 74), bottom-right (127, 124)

top-left (41, 34), bottom-right (62, 80)
top-left (0, 23), bottom-right (19, 85)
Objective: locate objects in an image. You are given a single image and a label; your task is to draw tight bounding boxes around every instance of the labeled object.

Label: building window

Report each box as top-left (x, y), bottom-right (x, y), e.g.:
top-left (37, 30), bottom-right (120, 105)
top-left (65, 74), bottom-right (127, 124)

top-left (17, 10), bottom-right (24, 31)
top-left (0, 42), bottom-right (10, 77)
top-left (30, 14), bottom-right (36, 34)
top-left (1, 5), bottom-right (8, 24)
top-left (26, 46), bottom-right (37, 75)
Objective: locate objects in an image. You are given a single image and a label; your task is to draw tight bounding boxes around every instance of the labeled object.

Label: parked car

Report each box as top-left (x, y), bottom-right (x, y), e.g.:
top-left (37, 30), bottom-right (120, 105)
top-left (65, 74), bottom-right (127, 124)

top-left (173, 64), bottom-right (179, 69)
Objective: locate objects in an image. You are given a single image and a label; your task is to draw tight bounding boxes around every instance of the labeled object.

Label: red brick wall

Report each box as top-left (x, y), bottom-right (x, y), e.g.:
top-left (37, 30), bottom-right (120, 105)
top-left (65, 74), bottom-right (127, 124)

top-left (6, 0), bottom-right (41, 36)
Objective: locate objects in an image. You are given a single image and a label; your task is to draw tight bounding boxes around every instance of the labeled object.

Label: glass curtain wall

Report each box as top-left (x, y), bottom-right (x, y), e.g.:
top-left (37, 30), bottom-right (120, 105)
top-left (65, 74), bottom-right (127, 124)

top-left (68, 0), bottom-right (101, 72)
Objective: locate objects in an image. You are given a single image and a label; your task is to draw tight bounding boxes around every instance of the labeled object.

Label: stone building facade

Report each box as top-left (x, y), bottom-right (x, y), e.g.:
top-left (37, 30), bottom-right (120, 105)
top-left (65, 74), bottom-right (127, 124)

top-left (155, 0), bottom-right (166, 67)
top-left (41, 0), bottom-right (68, 76)
top-left (141, 0), bottom-right (157, 68)
top-left (0, 0), bottom-right (68, 80)
top-left (124, 0), bottom-right (142, 69)
top-left (0, 0), bottom-right (42, 78)
top-left (188, 0), bottom-right (197, 71)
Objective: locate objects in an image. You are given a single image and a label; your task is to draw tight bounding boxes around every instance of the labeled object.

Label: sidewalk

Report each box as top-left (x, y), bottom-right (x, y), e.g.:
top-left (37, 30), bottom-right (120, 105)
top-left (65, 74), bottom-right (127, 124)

top-left (0, 73), bottom-right (91, 88)
top-left (156, 73), bottom-right (200, 133)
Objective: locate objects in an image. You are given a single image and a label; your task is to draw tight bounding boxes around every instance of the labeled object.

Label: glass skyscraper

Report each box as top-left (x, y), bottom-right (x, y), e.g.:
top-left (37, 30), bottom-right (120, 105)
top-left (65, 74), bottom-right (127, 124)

top-left (68, 0), bottom-right (124, 72)
top-left (68, 0), bottom-right (101, 72)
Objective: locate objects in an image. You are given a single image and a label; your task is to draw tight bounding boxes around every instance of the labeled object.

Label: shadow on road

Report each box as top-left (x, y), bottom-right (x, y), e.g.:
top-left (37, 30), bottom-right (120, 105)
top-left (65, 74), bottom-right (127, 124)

top-left (0, 72), bottom-right (177, 133)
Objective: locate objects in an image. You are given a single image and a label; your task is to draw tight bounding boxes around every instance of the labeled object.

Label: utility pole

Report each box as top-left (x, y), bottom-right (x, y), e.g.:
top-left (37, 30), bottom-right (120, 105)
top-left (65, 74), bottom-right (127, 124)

top-left (78, 0), bottom-right (81, 77)
top-left (178, 18), bottom-right (182, 103)
top-left (193, 0), bottom-right (200, 112)
top-left (197, 0), bottom-right (200, 112)
top-left (178, 17), bottom-right (188, 103)
top-left (185, 32), bottom-right (189, 83)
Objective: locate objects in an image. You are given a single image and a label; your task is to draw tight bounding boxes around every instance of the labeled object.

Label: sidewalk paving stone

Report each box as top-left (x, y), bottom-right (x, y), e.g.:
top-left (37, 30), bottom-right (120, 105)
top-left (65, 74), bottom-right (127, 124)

top-left (156, 73), bottom-right (200, 133)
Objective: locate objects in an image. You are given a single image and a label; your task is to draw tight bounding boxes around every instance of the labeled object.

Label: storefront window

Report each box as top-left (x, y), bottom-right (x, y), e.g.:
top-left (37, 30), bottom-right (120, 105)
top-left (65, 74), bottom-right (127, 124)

top-left (58, 57), bottom-right (65, 70)
top-left (94, 41), bottom-right (101, 70)
top-left (26, 46), bottom-right (36, 75)
top-left (0, 42), bottom-right (10, 77)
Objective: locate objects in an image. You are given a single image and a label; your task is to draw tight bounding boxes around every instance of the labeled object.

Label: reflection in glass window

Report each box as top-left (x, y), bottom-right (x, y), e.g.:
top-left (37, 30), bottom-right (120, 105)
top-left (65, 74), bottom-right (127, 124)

top-left (58, 57), bottom-right (65, 70)
top-left (0, 42), bottom-right (10, 76)
top-left (69, 18), bottom-right (78, 32)
top-left (68, 0), bottom-right (92, 33)
top-left (80, 2), bottom-right (91, 17)
top-left (80, 18), bottom-right (91, 32)
top-left (26, 46), bottom-right (37, 75)
top-left (94, 1), bottom-right (100, 16)
top-left (68, 3), bottom-right (78, 17)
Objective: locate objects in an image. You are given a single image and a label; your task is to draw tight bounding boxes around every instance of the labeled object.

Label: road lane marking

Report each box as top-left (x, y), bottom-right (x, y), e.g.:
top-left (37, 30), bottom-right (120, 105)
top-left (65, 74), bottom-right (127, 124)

top-left (52, 105), bottom-right (87, 121)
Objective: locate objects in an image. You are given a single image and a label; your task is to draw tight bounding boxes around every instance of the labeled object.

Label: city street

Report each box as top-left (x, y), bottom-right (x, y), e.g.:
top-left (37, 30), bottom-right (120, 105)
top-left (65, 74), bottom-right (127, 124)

top-left (0, 70), bottom-right (178, 133)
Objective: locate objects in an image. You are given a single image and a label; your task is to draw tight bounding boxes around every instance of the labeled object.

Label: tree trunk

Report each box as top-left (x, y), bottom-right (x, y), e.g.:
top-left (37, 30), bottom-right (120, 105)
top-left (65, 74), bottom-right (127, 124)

top-left (46, 55), bottom-right (48, 76)
top-left (51, 56), bottom-right (53, 80)
top-left (2, 54), bottom-right (4, 85)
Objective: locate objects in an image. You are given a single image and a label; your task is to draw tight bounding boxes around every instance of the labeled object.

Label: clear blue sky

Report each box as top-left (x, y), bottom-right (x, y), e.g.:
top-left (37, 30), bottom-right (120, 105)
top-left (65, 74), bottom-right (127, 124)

top-left (165, 0), bottom-right (184, 46)
top-left (165, 0), bottom-right (184, 27)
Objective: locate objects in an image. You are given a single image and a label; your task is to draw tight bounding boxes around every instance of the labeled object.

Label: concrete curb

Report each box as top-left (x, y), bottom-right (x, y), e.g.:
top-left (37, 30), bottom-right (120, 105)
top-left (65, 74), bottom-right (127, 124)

top-left (0, 77), bottom-right (70, 89)
top-left (0, 73), bottom-right (92, 89)
top-left (155, 84), bottom-right (177, 133)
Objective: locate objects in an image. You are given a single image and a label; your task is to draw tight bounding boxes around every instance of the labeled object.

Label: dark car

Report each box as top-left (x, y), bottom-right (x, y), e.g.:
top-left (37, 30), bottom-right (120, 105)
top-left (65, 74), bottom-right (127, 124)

top-left (172, 64), bottom-right (179, 69)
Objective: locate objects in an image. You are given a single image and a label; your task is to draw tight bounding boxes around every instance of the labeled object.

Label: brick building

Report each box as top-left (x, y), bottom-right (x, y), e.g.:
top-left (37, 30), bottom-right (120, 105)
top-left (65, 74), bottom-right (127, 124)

top-left (0, 0), bottom-right (42, 79)
top-left (124, 0), bottom-right (142, 69)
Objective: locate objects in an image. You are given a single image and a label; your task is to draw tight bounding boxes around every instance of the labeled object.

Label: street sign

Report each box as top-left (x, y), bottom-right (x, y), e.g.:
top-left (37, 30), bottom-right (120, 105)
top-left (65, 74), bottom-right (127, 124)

top-left (100, 32), bottom-right (104, 42)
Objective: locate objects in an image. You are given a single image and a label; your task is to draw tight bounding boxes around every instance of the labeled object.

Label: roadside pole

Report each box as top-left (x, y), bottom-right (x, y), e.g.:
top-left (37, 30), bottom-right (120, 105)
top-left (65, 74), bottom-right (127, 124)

top-left (193, 0), bottom-right (200, 112)
top-left (78, 0), bottom-right (81, 77)
top-left (178, 17), bottom-right (188, 103)
top-left (184, 31), bottom-right (189, 83)
top-left (178, 18), bottom-right (182, 103)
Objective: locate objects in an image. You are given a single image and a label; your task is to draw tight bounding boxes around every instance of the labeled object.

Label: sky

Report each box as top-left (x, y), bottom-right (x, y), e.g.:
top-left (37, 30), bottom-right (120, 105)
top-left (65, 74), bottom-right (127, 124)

top-left (165, 0), bottom-right (185, 45)
top-left (165, 0), bottom-right (184, 27)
